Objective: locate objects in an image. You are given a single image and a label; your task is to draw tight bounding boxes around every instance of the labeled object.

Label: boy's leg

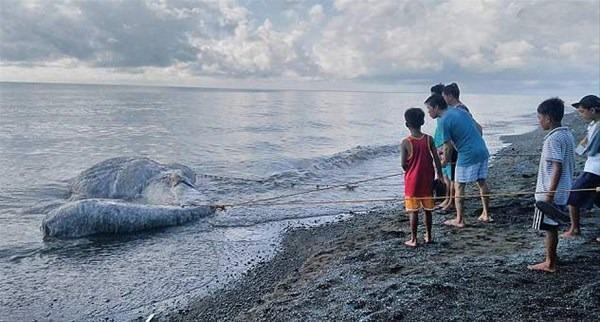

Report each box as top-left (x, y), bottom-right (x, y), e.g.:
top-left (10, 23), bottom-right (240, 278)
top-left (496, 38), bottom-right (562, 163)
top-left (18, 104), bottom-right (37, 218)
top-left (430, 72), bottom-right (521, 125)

top-left (563, 205), bottom-right (581, 237)
top-left (445, 182), bottom-right (465, 227)
top-left (528, 228), bottom-right (558, 273)
top-left (442, 176), bottom-right (455, 210)
top-left (562, 172), bottom-right (599, 237)
top-left (448, 162), bottom-right (457, 210)
top-left (547, 229), bottom-right (558, 270)
top-left (438, 176), bottom-right (449, 208)
top-left (476, 179), bottom-right (492, 222)
top-left (424, 210), bottom-right (433, 243)
top-left (405, 211), bottom-right (418, 247)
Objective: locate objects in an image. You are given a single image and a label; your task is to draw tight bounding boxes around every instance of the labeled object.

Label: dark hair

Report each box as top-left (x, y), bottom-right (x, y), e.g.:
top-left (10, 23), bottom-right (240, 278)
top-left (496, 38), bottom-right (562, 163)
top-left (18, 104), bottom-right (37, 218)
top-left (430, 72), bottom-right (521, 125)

top-left (442, 82), bottom-right (460, 99)
top-left (537, 97), bottom-right (564, 123)
top-left (430, 83), bottom-right (445, 95)
top-left (424, 94), bottom-right (448, 110)
top-left (404, 108), bottom-right (425, 128)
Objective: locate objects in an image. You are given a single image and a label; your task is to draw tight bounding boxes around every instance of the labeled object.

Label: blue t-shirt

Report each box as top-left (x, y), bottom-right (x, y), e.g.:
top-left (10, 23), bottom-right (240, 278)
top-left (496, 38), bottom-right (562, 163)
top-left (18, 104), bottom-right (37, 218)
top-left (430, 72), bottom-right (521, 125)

top-left (440, 108), bottom-right (489, 166)
top-left (435, 105), bottom-right (472, 148)
top-left (433, 118), bottom-right (445, 148)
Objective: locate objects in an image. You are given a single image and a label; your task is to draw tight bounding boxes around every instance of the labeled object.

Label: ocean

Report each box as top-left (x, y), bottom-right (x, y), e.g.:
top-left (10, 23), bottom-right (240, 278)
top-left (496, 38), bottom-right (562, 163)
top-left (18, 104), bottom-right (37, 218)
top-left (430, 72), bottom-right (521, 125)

top-left (0, 82), bottom-right (568, 320)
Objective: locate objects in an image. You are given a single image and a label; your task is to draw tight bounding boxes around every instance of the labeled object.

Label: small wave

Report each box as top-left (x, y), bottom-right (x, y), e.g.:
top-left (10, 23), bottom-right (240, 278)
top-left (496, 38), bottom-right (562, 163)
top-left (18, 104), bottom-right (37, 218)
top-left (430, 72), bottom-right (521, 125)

top-left (0, 244), bottom-right (46, 261)
top-left (194, 144), bottom-right (400, 191)
top-left (208, 211), bottom-right (352, 229)
top-left (266, 144), bottom-right (400, 185)
top-left (299, 144), bottom-right (400, 171)
top-left (20, 200), bottom-right (66, 215)
top-left (31, 182), bottom-right (72, 198)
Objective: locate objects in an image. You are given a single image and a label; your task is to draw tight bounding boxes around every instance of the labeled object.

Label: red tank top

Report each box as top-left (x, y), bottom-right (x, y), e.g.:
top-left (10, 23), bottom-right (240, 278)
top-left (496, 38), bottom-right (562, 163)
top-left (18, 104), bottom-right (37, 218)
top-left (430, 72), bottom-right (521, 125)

top-left (404, 134), bottom-right (434, 197)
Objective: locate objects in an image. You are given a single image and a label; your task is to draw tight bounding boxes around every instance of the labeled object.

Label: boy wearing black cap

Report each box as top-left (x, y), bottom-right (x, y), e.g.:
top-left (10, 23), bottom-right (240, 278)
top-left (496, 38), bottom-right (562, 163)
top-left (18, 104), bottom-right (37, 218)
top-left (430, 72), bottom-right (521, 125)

top-left (563, 95), bottom-right (600, 238)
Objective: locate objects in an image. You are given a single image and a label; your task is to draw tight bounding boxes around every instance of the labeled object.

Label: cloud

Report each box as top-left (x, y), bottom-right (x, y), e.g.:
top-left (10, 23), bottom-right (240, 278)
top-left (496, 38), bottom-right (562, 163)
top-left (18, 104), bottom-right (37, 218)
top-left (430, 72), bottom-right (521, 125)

top-left (493, 40), bottom-right (534, 69)
top-left (309, 4), bottom-right (324, 23)
top-left (0, 0), bottom-right (243, 67)
top-left (312, 0), bottom-right (599, 82)
top-left (0, 0), bottom-right (598, 89)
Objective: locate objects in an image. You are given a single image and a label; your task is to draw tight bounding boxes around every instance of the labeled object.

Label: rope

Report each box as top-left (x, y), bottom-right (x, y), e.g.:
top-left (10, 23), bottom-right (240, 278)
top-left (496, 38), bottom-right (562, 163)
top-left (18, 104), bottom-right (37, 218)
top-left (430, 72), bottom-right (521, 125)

top-left (493, 153), bottom-right (540, 157)
top-left (216, 187), bottom-right (600, 209)
top-left (198, 152), bottom-right (537, 186)
top-left (198, 173), bottom-right (265, 183)
top-left (222, 172), bottom-right (404, 208)
top-left (208, 151), bottom-right (578, 210)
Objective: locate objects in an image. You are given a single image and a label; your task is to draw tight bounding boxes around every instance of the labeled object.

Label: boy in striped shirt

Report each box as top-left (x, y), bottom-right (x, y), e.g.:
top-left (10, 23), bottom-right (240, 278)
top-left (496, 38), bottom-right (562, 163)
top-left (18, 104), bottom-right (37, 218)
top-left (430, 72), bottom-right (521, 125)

top-left (529, 98), bottom-right (575, 273)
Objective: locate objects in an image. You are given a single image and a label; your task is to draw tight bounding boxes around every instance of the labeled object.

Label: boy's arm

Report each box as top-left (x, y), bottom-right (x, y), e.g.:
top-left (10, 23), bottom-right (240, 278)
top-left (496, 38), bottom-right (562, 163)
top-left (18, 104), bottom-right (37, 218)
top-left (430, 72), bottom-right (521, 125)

top-left (441, 141), bottom-right (453, 167)
top-left (546, 161), bottom-right (562, 203)
top-left (439, 116), bottom-right (454, 166)
top-left (429, 136), bottom-right (444, 179)
top-left (400, 139), bottom-right (409, 171)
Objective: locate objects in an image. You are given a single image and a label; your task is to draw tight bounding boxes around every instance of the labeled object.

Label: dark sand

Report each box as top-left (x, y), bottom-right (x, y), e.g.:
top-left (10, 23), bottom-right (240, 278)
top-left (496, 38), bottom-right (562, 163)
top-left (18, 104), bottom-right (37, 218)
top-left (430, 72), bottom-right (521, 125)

top-left (159, 113), bottom-right (599, 321)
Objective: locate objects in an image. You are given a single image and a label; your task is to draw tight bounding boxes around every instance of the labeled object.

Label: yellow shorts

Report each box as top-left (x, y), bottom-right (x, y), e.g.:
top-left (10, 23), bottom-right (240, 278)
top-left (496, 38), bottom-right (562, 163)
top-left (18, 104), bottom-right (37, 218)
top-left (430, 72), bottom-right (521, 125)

top-left (405, 197), bottom-right (435, 212)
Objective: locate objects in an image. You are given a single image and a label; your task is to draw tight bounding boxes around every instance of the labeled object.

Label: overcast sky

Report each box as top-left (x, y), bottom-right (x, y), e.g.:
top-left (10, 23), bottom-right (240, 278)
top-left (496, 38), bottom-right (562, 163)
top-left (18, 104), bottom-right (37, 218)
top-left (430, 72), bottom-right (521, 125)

top-left (1, 0), bottom-right (599, 92)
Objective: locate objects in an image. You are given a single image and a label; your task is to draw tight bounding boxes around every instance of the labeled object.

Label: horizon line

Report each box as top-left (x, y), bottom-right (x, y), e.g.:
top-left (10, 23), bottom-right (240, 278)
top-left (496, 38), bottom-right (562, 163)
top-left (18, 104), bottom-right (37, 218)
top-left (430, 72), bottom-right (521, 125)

top-left (0, 80), bottom-right (422, 95)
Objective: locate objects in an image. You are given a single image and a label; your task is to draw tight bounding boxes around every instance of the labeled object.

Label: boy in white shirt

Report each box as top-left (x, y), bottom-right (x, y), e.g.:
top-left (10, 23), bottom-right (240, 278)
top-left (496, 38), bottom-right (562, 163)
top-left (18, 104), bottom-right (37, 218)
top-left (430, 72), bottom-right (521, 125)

top-left (562, 95), bottom-right (600, 238)
top-left (529, 98), bottom-right (575, 273)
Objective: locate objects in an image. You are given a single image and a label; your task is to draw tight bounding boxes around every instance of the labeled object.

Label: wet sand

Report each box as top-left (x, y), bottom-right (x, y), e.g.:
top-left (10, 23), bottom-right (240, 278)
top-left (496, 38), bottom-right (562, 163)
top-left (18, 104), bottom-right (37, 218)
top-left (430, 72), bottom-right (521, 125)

top-left (159, 113), bottom-right (599, 321)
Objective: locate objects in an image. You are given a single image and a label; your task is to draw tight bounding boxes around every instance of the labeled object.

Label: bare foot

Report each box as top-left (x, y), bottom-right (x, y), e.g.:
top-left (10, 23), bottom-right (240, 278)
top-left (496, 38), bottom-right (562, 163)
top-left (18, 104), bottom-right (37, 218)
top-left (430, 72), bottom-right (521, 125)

top-left (478, 213), bottom-right (494, 223)
top-left (444, 219), bottom-right (465, 228)
top-left (441, 204), bottom-right (454, 211)
top-left (424, 234), bottom-right (433, 244)
top-left (404, 239), bottom-right (417, 247)
top-left (560, 230), bottom-right (580, 238)
top-left (438, 206), bottom-right (455, 214)
top-left (527, 261), bottom-right (556, 273)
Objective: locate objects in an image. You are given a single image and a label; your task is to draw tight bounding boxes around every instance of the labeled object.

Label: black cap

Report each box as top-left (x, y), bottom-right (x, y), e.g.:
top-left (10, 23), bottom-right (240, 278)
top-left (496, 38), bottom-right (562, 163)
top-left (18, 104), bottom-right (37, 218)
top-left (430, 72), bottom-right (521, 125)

top-left (572, 95), bottom-right (600, 109)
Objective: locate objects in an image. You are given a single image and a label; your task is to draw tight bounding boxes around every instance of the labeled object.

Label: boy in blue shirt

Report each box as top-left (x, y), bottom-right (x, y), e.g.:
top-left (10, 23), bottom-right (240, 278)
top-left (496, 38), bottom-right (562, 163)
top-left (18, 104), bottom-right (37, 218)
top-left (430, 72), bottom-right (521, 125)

top-left (431, 83), bottom-right (454, 211)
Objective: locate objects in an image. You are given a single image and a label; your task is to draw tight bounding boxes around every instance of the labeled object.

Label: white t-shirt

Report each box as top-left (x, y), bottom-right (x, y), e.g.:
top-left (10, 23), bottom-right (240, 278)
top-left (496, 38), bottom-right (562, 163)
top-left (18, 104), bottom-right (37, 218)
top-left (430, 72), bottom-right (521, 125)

top-left (535, 127), bottom-right (575, 205)
top-left (583, 121), bottom-right (600, 175)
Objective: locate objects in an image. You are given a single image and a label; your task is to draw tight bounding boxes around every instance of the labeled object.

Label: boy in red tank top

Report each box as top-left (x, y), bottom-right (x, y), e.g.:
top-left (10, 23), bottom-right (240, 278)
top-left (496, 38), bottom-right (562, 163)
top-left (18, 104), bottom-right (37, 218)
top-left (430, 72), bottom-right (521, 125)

top-left (401, 108), bottom-right (444, 247)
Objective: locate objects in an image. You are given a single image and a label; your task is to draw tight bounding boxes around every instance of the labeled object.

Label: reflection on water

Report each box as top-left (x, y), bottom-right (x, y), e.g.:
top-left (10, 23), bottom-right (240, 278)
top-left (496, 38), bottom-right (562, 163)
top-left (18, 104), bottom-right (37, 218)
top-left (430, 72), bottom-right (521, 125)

top-left (0, 82), bottom-right (547, 320)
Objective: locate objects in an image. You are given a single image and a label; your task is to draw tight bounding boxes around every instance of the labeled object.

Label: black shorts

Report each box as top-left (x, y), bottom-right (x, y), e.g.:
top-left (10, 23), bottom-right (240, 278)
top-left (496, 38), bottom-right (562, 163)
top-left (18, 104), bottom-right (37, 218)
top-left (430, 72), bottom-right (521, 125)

top-left (567, 172), bottom-right (600, 209)
top-left (532, 201), bottom-right (568, 231)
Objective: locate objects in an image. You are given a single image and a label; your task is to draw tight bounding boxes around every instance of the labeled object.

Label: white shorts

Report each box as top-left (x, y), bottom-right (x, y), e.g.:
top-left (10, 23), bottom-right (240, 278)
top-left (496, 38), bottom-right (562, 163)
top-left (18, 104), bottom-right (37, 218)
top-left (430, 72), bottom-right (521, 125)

top-left (455, 159), bottom-right (488, 183)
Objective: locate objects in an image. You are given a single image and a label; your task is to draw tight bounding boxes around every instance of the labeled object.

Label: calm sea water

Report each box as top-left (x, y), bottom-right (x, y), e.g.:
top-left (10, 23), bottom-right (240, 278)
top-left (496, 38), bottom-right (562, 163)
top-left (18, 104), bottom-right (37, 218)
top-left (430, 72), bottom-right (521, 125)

top-left (0, 82), bottom-right (563, 320)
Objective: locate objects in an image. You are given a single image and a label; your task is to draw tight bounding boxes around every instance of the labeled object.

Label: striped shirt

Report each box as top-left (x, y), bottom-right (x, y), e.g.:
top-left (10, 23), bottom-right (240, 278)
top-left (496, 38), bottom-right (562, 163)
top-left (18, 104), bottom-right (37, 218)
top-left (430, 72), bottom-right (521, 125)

top-left (583, 121), bottom-right (600, 175)
top-left (535, 127), bottom-right (575, 205)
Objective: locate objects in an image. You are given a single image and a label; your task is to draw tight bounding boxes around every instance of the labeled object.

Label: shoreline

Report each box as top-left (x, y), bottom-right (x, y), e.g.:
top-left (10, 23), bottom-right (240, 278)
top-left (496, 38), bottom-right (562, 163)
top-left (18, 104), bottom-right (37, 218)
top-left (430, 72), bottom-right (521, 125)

top-left (157, 113), bottom-right (599, 321)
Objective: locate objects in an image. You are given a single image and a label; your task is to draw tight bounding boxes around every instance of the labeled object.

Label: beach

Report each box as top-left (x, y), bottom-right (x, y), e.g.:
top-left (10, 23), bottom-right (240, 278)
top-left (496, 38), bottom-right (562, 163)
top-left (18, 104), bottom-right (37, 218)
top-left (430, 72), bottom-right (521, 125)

top-left (158, 113), bottom-right (600, 321)
top-left (3, 1), bottom-right (599, 320)
top-left (0, 84), bottom-right (560, 321)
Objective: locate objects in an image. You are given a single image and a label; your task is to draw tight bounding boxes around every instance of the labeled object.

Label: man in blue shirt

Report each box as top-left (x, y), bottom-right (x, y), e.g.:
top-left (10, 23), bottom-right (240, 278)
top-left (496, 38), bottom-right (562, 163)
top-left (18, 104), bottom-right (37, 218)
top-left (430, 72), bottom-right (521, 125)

top-left (442, 82), bottom-right (483, 134)
top-left (425, 94), bottom-right (492, 227)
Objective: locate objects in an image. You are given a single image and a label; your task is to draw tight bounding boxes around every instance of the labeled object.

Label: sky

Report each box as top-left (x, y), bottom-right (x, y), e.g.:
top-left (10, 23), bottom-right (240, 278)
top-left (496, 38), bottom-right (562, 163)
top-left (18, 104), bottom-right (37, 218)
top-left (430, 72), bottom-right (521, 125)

top-left (1, 0), bottom-right (599, 93)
